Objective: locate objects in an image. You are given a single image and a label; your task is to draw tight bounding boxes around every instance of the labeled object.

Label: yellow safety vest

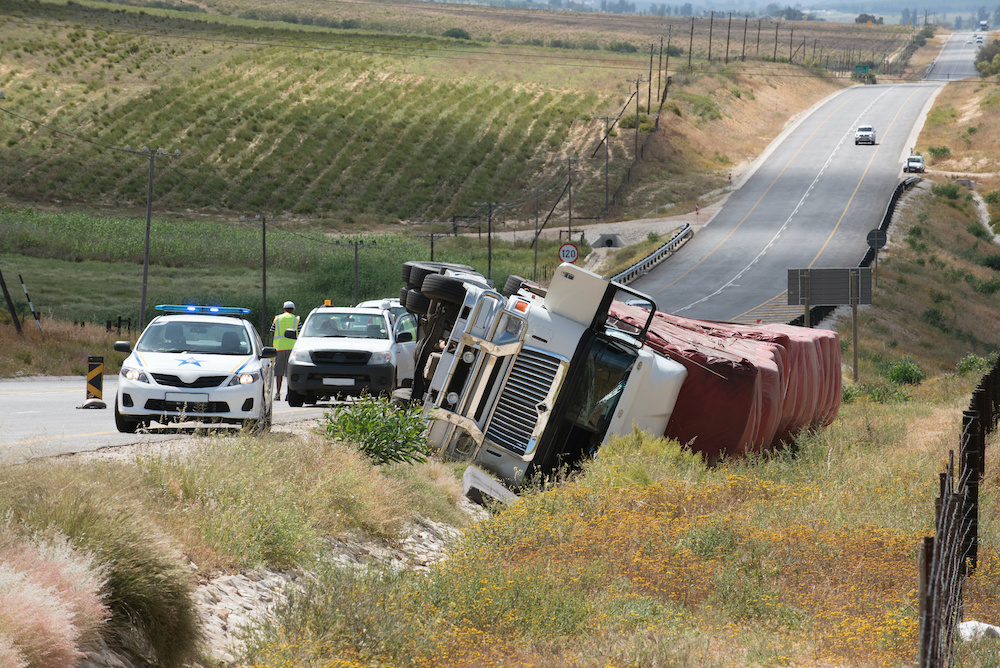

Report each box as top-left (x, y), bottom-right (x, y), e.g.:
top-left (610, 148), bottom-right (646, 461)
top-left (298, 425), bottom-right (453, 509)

top-left (272, 312), bottom-right (299, 351)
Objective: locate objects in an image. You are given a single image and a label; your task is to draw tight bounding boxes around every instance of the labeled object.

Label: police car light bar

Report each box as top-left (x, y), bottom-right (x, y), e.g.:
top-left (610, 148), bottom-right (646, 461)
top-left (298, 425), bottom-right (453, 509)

top-left (155, 305), bottom-right (251, 315)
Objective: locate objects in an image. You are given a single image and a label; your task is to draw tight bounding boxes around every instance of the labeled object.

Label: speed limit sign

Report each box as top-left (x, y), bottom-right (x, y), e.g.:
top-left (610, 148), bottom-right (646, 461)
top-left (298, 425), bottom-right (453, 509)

top-left (558, 243), bottom-right (579, 264)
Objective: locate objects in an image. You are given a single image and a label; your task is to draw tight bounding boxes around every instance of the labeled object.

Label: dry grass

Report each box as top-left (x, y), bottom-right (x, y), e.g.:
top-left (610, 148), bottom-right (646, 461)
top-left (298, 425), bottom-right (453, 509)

top-left (0, 313), bottom-right (127, 377)
top-left (916, 79), bottom-right (1000, 176)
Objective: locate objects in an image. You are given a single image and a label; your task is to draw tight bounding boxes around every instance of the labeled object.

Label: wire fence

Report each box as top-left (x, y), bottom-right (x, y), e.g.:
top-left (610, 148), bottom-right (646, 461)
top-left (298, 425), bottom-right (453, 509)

top-left (917, 360), bottom-right (999, 667)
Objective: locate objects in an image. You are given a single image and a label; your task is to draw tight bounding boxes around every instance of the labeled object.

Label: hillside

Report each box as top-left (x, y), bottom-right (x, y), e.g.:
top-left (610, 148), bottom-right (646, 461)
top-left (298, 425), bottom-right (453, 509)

top-left (0, 0), bottom-right (913, 229)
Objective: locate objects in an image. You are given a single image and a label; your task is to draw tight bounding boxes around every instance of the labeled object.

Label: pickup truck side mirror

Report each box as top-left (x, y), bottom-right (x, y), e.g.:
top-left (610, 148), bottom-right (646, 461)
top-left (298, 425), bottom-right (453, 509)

top-left (396, 331), bottom-right (413, 343)
top-left (260, 346), bottom-right (277, 359)
top-left (283, 328), bottom-right (297, 340)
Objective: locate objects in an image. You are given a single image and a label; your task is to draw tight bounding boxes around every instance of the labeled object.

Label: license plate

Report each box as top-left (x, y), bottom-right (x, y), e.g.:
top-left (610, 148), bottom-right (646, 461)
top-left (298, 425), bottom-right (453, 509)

top-left (322, 378), bottom-right (353, 386)
top-left (165, 392), bottom-right (209, 403)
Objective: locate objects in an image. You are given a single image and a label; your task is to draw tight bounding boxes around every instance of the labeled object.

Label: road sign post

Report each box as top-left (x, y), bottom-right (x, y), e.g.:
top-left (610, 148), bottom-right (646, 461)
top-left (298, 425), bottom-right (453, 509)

top-left (867, 229), bottom-right (887, 287)
top-left (788, 267), bottom-right (872, 381)
top-left (559, 243), bottom-right (579, 264)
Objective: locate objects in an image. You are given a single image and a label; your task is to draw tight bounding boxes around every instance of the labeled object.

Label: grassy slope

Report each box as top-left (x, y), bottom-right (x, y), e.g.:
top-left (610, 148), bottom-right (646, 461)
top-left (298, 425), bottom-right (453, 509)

top-left (0, 0), bottom-right (906, 228)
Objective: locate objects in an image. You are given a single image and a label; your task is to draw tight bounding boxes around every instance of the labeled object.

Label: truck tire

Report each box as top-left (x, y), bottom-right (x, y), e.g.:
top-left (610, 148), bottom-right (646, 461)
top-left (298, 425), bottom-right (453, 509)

top-left (405, 288), bottom-right (432, 314)
top-left (503, 274), bottom-right (526, 295)
top-left (286, 389), bottom-right (305, 408)
top-left (422, 274), bottom-right (466, 304)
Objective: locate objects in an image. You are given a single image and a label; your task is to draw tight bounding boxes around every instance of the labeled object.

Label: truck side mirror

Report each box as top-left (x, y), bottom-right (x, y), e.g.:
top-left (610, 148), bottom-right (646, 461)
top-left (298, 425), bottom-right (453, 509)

top-left (283, 328), bottom-right (297, 340)
top-left (396, 331), bottom-right (413, 343)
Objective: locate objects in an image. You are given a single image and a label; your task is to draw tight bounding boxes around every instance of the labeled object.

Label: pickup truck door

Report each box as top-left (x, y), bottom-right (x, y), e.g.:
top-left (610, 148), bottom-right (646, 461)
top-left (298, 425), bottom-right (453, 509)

top-left (392, 313), bottom-right (417, 383)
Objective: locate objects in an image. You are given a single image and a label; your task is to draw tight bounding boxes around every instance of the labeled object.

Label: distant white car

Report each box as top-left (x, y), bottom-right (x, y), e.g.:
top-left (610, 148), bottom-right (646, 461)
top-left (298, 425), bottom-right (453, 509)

top-left (904, 155), bottom-right (925, 173)
top-left (114, 305), bottom-right (276, 433)
top-left (854, 125), bottom-right (876, 145)
top-left (284, 305), bottom-right (417, 405)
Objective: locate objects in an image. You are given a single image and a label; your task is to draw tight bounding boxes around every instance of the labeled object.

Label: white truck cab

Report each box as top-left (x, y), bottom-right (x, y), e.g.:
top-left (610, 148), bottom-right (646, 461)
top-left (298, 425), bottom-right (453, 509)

top-left (401, 262), bottom-right (687, 504)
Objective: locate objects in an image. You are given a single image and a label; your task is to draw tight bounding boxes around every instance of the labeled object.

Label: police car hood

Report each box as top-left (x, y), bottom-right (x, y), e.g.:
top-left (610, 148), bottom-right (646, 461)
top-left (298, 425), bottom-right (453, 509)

top-left (293, 335), bottom-right (392, 354)
top-left (132, 351), bottom-right (258, 381)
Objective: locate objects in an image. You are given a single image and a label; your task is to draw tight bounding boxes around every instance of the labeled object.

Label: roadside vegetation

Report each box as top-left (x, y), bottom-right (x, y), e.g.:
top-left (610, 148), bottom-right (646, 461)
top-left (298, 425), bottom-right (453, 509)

top-left (2, 167), bottom-right (1000, 667)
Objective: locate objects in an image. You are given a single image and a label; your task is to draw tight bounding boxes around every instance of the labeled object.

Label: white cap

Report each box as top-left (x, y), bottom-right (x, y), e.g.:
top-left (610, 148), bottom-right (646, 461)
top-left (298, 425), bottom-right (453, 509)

top-left (283, 301), bottom-right (295, 309)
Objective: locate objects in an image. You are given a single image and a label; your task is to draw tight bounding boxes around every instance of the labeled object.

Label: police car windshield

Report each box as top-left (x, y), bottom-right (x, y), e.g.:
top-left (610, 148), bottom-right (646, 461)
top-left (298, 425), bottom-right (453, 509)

top-left (137, 320), bottom-right (251, 355)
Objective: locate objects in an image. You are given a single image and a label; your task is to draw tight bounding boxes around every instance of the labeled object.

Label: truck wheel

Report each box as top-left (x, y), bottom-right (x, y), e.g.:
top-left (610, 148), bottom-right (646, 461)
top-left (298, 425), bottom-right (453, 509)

top-left (405, 288), bottom-right (431, 314)
top-left (286, 389), bottom-right (304, 408)
top-left (422, 274), bottom-right (467, 304)
top-left (503, 274), bottom-right (527, 295)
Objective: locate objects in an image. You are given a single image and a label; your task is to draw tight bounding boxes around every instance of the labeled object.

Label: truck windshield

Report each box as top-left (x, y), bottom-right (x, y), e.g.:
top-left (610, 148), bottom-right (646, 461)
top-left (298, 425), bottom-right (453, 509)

top-left (563, 336), bottom-right (636, 434)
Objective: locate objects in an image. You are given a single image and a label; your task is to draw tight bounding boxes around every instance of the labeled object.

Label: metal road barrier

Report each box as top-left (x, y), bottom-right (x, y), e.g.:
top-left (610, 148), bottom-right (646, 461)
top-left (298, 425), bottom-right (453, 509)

top-left (611, 224), bottom-right (692, 285)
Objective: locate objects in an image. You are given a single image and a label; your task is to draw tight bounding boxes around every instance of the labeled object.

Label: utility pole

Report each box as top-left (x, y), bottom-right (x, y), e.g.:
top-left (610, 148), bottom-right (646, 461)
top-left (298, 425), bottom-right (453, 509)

top-left (708, 11), bottom-right (714, 61)
top-left (725, 12), bottom-right (732, 64)
top-left (656, 35), bottom-right (663, 108)
top-left (257, 213), bottom-right (268, 337)
top-left (773, 22), bottom-right (779, 62)
top-left (567, 156), bottom-right (578, 236)
top-left (741, 16), bottom-right (748, 61)
top-left (647, 44), bottom-right (654, 111)
top-left (603, 117), bottom-right (610, 212)
top-left (474, 202), bottom-right (499, 280)
top-left (124, 145), bottom-right (180, 331)
top-left (688, 17), bottom-right (694, 69)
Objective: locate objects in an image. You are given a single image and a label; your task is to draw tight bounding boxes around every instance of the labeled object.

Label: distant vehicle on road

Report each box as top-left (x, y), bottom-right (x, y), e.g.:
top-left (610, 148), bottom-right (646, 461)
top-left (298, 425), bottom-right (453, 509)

top-left (854, 125), bottom-right (876, 145)
top-left (904, 155), bottom-right (925, 173)
top-left (113, 305), bottom-right (276, 433)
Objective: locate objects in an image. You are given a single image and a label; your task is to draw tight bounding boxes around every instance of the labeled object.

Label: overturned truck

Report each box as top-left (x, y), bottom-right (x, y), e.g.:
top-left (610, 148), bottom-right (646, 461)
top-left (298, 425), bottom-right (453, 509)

top-left (398, 261), bottom-right (841, 503)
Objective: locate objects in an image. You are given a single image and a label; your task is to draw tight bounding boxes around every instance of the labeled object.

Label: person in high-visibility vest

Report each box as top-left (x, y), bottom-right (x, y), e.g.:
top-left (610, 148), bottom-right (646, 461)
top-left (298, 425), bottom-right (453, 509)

top-left (270, 301), bottom-right (300, 401)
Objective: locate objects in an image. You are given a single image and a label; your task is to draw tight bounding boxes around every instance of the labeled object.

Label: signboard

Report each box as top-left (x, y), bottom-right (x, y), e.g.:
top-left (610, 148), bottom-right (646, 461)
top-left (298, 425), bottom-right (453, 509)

top-left (855, 64), bottom-right (870, 75)
top-left (787, 267), bottom-right (872, 306)
top-left (867, 229), bottom-right (887, 249)
top-left (559, 243), bottom-right (579, 264)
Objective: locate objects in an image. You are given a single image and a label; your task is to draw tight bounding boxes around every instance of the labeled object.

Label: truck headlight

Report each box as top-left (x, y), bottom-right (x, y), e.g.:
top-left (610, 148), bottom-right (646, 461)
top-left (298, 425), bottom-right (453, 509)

top-left (229, 371), bottom-right (261, 386)
top-left (290, 349), bottom-right (310, 364)
top-left (369, 352), bottom-right (391, 365)
top-left (121, 366), bottom-right (149, 383)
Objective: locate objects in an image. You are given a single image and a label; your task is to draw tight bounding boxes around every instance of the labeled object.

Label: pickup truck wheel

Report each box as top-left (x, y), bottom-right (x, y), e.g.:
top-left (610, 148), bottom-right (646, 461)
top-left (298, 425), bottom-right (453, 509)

top-left (405, 288), bottom-right (431, 314)
top-left (503, 274), bottom-right (527, 295)
top-left (422, 274), bottom-right (466, 304)
top-left (286, 389), bottom-right (304, 408)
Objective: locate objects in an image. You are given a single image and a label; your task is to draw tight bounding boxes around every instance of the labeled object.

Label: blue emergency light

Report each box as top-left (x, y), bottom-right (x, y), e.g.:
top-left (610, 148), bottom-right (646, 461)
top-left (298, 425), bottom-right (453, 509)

top-left (155, 304), bottom-right (251, 315)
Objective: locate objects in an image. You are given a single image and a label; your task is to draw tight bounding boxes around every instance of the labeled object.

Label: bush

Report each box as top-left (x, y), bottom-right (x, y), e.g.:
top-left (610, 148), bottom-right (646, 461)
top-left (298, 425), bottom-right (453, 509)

top-left (885, 356), bottom-right (925, 385)
top-left (956, 352), bottom-right (995, 375)
top-left (984, 190), bottom-right (1000, 204)
top-left (932, 183), bottom-right (961, 200)
top-left (442, 28), bottom-right (470, 40)
top-left (927, 145), bottom-right (951, 159)
top-left (323, 394), bottom-right (430, 465)
top-left (607, 40), bottom-right (638, 53)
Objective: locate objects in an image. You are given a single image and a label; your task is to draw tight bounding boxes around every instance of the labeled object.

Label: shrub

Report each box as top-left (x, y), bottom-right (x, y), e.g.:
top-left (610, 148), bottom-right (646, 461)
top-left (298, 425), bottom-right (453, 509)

top-left (607, 40), bottom-right (638, 53)
top-left (957, 353), bottom-right (995, 375)
top-left (885, 356), bottom-right (925, 385)
top-left (983, 190), bottom-right (1000, 204)
top-left (323, 394), bottom-right (430, 465)
top-left (980, 253), bottom-right (1000, 270)
top-left (932, 183), bottom-right (961, 200)
top-left (927, 145), bottom-right (951, 159)
top-left (442, 28), bottom-right (470, 40)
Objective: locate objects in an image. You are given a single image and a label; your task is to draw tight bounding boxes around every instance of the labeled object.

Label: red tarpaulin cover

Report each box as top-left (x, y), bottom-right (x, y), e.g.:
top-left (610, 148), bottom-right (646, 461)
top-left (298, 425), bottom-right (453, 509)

top-left (610, 305), bottom-right (842, 462)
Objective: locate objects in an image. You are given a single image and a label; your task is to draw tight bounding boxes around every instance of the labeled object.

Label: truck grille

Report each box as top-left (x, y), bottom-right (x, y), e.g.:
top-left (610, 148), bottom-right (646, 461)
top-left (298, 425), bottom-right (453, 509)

top-left (484, 348), bottom-right (561, 457)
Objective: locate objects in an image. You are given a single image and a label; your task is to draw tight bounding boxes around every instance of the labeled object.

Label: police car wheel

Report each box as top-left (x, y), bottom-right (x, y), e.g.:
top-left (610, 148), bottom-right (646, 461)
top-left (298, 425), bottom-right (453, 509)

top-left (114, 401), bottom-right (144, 433)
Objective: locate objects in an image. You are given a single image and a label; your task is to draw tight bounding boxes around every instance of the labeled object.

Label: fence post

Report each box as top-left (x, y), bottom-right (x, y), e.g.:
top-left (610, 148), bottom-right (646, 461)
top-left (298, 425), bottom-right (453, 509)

top-left (917, 535), bottom-right (934, 668)
top-left (962, 411), bottom-right (981, 572)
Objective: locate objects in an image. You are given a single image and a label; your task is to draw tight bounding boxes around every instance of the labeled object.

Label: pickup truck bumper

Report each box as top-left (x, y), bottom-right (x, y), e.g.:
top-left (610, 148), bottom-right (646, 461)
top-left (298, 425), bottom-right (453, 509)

top-left (287, 360), bottom-right (395, 397)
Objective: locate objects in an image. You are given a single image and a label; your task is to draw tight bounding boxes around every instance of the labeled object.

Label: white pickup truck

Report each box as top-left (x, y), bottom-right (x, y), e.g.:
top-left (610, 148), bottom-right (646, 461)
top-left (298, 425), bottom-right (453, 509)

top-left (854, 125), bottom-right (876, 145)
top-left (904, 155), bottom-right (925, 173)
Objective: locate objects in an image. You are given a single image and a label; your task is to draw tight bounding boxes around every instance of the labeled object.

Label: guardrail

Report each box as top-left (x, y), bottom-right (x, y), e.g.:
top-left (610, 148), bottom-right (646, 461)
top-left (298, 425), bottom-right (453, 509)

top-left (611, 224), bottom-right (692, 285)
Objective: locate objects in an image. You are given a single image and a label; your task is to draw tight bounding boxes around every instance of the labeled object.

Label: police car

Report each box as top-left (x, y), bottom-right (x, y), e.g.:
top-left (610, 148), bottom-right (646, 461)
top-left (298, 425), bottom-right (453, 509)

top-left (113, 305), bottom-right (277, 433)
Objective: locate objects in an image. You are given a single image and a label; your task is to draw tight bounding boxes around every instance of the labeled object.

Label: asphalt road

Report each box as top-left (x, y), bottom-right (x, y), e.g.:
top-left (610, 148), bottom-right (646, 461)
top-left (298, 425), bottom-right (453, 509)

top-left (630, 81), bottom-right (945, 323)
top-left (0, 375), bottom-right (327, 465)
top-left (925, 31), bottom-right (984, 81)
